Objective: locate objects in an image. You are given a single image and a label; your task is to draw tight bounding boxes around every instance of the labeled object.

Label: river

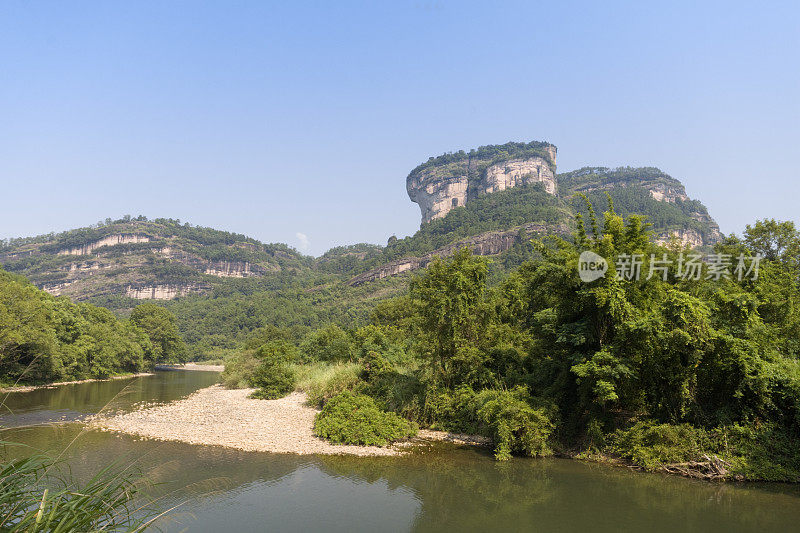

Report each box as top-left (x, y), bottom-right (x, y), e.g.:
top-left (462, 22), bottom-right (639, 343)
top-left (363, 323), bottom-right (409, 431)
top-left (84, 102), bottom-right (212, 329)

top-left (2, 370), bottom-right (799, 532)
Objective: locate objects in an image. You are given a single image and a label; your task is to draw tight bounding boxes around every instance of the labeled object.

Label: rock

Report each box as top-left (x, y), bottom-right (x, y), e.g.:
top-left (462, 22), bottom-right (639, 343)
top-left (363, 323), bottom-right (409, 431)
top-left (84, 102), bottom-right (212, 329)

top-left (406, 142), bottom-right (558, 224)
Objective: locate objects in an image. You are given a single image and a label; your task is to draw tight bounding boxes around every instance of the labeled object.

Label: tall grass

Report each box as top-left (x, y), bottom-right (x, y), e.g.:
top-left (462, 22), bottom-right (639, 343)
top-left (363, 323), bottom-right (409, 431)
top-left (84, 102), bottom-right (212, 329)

top-left (293, 362), bottom-right (362, 406)
top-left (0, 360), bottom-right (182, 531)
top-left (0, 443), bottom-right (163, 532)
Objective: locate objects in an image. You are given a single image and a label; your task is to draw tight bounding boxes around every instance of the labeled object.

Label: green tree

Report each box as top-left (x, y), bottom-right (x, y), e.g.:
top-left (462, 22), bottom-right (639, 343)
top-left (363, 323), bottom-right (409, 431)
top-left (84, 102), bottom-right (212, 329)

top-left (130, 303), bottom-right (187, 365)
top-left (410, 248), bottom-right (489, 388)
top-left (300, 324), bottom-right (353, 362)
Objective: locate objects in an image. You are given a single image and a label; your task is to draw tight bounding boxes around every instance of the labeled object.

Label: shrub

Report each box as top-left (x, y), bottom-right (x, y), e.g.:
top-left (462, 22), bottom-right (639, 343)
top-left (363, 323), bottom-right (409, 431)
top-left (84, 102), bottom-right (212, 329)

top-left (300, 324), bottom-right (353, 362)
top-left (606, 421), bottom-right (713, 471)
top-left (248, 341), bottom-right (297, 400)
top-left (314, 391), bottom-right (418, 446)
top-left (466, 387), bottom-right (553, 460)
top-left (249, 362), bottom-right (296, 399)
top-left (425, 386), bottom-right (553, 460)
top-left (221, 351), bottom-right (259, 389)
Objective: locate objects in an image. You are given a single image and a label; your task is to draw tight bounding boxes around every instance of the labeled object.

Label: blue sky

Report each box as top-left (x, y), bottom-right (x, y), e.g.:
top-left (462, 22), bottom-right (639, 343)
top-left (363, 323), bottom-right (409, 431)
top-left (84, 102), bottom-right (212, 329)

top-left (1, 1), bottom-right (798, 256)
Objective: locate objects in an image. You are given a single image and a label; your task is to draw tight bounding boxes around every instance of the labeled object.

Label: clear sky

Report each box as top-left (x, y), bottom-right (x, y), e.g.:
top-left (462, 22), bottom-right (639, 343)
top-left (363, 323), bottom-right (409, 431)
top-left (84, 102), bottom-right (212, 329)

top-left (1, 1), bottom-right (798, 256)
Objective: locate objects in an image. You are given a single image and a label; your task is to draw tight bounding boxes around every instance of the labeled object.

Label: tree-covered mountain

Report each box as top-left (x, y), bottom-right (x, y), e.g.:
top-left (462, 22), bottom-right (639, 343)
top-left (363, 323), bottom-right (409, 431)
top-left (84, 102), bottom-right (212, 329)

top-left (0, 216), bottom-right (311, 302)
top-left (0, 142), bottom-right (725, 358)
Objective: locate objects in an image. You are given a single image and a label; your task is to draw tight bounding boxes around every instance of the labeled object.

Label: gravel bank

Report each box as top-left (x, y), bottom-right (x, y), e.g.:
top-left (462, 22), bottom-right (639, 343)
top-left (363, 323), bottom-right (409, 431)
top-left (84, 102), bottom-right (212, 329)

top-left (89, 385), bottom-right (399, 456)
top-left (157, 363), bottom-right (225, 372)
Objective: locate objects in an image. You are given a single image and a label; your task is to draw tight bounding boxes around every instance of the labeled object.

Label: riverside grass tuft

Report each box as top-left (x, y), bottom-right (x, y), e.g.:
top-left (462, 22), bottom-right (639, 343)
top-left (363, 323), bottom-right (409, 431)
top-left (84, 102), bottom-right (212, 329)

top-left (0, 442), bottom-right (162, 532)
top-left (294, 362), bottom-right (363, 406)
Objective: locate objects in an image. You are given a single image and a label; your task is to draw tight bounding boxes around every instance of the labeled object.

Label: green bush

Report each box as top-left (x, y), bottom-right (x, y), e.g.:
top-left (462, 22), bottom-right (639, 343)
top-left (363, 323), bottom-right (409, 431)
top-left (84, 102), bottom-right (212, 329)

top-left (300, 324), bottom-right (353, 362)
top-left (248, 341), bottom-right (297, 400)
top-left (249, 362), bottom-right (296, 399)
top-left (314, 391), bottom-right (417, 446)
top-left (221, 351), bottom-right (259, 389)
top-left (463, 387), bottom-right (553, 460)
top-left (606, 421), bottom-right (712, 471)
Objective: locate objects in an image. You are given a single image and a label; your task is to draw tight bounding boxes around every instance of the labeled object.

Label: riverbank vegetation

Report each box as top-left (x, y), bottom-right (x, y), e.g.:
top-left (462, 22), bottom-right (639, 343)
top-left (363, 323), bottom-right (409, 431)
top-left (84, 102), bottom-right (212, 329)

top-left (225, 205), bottom-right (800, 480)
top-left (0, 270), bottom-right (187, 386)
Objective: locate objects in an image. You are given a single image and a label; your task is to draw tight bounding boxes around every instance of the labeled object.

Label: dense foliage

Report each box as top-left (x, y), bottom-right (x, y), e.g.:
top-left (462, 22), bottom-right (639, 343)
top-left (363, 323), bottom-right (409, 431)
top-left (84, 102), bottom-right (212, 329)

top-left (227, 209), bottom-right (800, 478)
top-left (313, 391), bottom-right (417, 446)
top-left (0, 269), bottom-right (185, 385)
top-left (248, 341), bottom-right (297, 399)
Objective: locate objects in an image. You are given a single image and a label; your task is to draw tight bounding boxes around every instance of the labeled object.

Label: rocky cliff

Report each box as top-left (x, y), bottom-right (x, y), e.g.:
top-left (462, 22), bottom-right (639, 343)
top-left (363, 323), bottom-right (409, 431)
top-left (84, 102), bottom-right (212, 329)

top-left (558, 166), bottom-right (722, 246)
top-left (407, 141), bottom-right (557, 224)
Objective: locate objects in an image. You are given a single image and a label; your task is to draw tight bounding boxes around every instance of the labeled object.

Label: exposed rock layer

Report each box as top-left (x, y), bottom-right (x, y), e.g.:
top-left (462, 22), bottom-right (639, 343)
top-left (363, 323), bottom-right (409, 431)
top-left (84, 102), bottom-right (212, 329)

top-left (407, 144), bottom-right (558, 224)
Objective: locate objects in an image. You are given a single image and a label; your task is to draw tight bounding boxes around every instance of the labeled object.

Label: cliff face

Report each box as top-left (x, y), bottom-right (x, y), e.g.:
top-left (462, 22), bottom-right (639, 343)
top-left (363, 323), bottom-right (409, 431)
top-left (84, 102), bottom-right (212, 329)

top-left (125, 284), bottom-right (208, 300)
top-left (407, 142), bottom-right (557, 224)
top-left (57, 234), bottom-right (150, 256)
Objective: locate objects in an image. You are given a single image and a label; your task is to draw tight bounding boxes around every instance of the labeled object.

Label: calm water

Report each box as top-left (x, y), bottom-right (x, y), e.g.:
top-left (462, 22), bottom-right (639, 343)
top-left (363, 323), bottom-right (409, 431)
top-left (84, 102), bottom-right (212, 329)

top-left (2, 371), bottom-right (800, 532)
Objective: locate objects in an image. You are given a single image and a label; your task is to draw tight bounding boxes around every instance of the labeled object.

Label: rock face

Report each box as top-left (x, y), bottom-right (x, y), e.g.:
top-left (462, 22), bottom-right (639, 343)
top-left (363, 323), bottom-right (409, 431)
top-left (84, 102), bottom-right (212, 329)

top-left (125, 285), bottom-right (207, 300)
top-left (558, 167), bottom-right (724, 247)
top-left (648, 182), bottom-right (689, 203)
top-left (407, 142), bottom-right (557, 224)
top-left (655, 229), bottom-right (707, 248)
top-left (58, 234), bottom-right (150, 256)
top-left (203, 260), bottom-right (268, 278)
top-left (349, 221), bottom-right (569, 286)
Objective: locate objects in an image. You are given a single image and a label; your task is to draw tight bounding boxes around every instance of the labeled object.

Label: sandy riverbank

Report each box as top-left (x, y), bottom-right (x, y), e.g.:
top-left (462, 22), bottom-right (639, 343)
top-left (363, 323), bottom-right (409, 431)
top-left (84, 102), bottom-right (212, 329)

top-left (89, 385), bottom-right (489, 456)
top-left (0, 372), bottom-right (155, 394)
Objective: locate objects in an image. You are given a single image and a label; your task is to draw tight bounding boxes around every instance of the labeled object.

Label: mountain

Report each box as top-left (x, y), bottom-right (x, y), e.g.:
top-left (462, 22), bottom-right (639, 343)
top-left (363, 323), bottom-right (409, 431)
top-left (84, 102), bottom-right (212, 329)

top-left (0, 216), bottom-right (310, 303)
top-left (559, 166), bottom-right (722, 246)
top-left (0, 141), bottom-right (724, 356)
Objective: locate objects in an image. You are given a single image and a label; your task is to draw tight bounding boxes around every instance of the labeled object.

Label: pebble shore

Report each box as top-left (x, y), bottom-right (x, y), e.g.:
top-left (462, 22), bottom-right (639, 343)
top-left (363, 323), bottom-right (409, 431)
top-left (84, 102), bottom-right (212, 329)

top-left (90, 385), bottom-right (400, 456)
top-left (89, 385), bottom-right (491, 456)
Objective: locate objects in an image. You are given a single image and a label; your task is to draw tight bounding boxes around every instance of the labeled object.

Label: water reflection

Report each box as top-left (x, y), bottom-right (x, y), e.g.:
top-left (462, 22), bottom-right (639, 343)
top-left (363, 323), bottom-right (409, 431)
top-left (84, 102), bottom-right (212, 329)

top-left (3, 371), bottom-right (800, 532)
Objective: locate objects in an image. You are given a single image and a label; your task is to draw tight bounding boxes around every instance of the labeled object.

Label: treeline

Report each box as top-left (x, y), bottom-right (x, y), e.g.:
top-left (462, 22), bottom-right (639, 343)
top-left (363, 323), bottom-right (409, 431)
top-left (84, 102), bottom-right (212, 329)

top-left (0, 269), bottom-right (187, 385)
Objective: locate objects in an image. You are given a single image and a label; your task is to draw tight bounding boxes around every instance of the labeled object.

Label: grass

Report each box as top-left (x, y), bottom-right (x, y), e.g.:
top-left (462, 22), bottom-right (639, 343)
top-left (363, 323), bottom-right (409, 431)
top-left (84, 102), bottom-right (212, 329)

top-left (0, 443), bottom-right (164, 532)
top-left (293, 362), bottom-right (363, 406)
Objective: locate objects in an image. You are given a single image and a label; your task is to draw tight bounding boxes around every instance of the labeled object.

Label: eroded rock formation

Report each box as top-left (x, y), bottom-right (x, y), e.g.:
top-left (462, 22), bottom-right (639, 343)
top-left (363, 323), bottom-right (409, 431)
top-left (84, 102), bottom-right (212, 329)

top-left (407, 142), bottom-right (558, 224)
top-left (125, 284), bottom-right (207, 300)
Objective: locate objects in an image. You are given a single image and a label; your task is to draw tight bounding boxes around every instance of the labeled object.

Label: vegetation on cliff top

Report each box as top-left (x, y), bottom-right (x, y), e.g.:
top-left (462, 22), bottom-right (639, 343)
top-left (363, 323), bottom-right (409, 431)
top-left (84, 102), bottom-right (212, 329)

top-left (408, 140), bottom-right (557, 178)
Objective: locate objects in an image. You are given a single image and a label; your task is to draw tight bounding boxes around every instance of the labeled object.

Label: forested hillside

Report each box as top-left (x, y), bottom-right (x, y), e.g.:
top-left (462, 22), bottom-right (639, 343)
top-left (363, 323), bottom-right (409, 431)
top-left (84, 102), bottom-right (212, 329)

top-left (0, 216), bottom-right (310, 302)
top-left (0, 157), bottom-right (725, 361)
